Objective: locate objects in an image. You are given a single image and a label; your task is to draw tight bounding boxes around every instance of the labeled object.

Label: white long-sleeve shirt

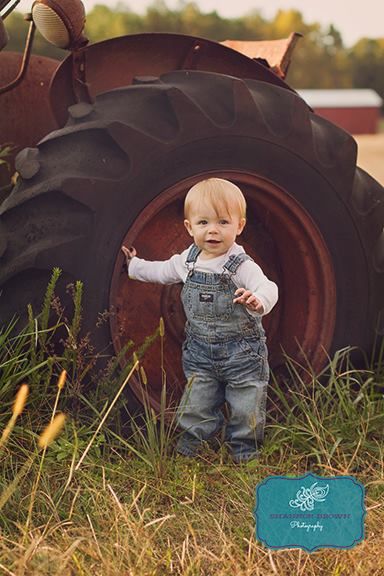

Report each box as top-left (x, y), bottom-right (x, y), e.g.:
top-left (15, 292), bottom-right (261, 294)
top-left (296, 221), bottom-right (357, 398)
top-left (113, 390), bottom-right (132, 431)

top-left (128, 243), bottom-right (278, 316)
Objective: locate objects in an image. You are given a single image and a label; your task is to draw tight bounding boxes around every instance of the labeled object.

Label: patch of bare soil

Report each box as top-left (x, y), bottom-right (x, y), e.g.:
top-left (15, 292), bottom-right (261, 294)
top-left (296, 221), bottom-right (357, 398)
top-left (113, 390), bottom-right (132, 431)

top-left (354, 133), bottom-right (384, 186)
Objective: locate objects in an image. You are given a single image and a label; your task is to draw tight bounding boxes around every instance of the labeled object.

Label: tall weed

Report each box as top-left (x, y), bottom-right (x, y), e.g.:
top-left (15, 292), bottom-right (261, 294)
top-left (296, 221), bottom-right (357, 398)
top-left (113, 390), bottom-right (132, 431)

top-left (267, 347), bottom-right (384, 470)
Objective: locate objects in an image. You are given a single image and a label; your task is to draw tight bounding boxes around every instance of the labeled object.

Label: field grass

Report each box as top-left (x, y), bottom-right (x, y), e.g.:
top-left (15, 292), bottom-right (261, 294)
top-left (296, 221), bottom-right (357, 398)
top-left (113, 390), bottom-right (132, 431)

top-left (0, 280), bottom-right (383, 575)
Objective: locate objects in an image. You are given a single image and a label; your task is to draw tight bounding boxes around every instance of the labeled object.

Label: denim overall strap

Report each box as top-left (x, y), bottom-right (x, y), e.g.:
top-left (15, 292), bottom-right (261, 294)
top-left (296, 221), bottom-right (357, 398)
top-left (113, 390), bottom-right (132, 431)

top-left (223, 253), bottom-right (252, 275)
top-left (185, 244), bottom-right (201, 272)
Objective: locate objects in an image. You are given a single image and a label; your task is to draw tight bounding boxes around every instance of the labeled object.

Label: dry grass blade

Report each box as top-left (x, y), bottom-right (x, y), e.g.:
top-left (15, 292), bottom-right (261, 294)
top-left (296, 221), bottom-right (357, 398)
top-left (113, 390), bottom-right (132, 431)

top-left (0, 561), bottom-right (16, 576)
top-left (86, 513), bottom-right (102, 559)
top-left (144, 514), bottom-right (175, 529)
top-left (107, 483), bottom-right (126, 516)
top-left (74, 359), bottom-right (139, 471)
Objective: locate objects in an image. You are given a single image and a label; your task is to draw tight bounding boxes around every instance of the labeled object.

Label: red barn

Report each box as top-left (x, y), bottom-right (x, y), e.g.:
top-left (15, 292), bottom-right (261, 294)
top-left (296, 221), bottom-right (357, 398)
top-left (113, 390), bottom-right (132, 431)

top-left (297, 89), bottom-right (383, 134)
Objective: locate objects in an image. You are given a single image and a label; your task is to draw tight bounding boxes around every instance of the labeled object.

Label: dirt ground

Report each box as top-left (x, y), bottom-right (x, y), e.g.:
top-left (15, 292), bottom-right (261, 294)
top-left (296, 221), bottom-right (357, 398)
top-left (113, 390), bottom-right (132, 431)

top-left (354, 133), bottom-right (384, 185)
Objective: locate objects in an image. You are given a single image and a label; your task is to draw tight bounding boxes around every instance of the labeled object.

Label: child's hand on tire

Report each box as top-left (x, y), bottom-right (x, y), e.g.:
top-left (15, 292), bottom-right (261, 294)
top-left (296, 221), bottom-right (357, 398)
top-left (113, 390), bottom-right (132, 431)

top-left (121, 246), bottom-right (137, 273)
top-left (121, 245), bottom-right (137, 259)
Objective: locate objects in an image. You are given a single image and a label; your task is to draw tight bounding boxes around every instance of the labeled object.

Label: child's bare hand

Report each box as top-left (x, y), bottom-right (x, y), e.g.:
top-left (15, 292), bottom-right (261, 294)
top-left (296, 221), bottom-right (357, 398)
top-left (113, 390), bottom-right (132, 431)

top-left (121, 245), bottom-right (137, 259)
top-left (233, 288), bottom-right (264, 313)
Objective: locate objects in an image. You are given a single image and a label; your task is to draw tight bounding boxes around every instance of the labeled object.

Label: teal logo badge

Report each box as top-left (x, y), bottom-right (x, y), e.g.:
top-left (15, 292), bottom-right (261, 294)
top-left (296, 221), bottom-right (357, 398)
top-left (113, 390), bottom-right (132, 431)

top-left (254, 473), bottom-right (365, 552)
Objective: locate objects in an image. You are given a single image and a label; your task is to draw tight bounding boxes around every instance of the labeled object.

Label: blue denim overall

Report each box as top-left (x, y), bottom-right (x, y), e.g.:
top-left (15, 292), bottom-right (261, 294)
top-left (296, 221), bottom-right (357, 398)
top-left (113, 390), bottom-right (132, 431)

top-left (176, 244), bottom-right (269, 462)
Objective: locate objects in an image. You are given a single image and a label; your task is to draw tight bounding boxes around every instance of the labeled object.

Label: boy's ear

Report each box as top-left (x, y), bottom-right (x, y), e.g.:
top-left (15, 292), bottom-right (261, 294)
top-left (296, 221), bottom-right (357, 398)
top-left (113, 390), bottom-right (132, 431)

top-left (184, 219), bottom-right (194, 237)
top-left (237, 217), bottom-right (246, 235)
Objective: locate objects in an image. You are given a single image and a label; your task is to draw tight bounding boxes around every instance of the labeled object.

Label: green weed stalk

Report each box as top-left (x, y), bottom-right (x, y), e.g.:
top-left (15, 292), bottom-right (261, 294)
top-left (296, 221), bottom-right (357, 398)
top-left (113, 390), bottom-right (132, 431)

top-left (267, 347), bottom-right (384, 469)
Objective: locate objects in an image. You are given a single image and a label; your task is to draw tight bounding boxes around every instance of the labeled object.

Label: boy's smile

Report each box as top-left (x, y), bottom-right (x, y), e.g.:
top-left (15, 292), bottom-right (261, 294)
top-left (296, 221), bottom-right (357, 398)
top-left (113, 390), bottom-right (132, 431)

top-left (184, 202), bottom-right (246, 259)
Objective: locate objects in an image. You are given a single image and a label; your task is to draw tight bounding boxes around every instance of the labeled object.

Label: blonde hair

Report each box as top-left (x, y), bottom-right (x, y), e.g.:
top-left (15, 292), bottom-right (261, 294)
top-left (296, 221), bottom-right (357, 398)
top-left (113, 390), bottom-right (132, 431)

top-left (184, 178), bottom-right (247, 220)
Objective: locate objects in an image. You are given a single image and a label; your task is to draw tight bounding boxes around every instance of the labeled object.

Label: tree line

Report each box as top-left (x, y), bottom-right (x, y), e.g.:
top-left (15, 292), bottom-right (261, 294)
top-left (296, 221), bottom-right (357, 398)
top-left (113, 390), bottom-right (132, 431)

top-left (4, 0), bottom-right (384, 99)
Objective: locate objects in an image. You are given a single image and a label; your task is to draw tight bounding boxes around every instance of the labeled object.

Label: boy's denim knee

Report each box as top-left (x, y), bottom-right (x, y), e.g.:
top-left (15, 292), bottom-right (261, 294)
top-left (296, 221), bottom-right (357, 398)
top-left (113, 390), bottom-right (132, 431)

top-left (177, 342), bottom-right (225, 443)
top-left (177, 336), bottom-right (268, 457)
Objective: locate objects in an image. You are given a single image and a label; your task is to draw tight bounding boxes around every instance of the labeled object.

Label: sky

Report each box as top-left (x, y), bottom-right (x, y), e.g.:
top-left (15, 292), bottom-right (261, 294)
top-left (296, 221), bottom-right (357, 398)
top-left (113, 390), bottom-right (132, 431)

top-left (15, 0), bottom-right (384, 47)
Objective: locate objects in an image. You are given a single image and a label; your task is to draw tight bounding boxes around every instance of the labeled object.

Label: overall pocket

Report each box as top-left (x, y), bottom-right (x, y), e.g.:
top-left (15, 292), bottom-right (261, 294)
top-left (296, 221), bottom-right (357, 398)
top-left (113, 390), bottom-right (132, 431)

top-left (239, 337), bottom-right (269, 380)
top-left (181, 279), bottom-right (234, 321)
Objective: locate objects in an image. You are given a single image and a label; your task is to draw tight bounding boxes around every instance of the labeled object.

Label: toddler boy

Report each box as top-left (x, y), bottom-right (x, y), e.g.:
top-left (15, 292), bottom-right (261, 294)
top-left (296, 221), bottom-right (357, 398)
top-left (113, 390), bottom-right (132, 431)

top-left (122, 178), bottom-right (278, 462)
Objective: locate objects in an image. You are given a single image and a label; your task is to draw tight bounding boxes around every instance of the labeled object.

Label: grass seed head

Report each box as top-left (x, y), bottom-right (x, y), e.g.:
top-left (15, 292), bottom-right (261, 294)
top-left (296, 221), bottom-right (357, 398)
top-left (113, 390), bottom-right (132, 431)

top-left (13, 384), bottom-right (29, 418)
top-left (248, 414), bottom-right (257, 430)
top-left (38, 413), bottom-right (67, 449)
top-left (133, 352), bottom-right (140, 370)
top-left (159, 317), bottom-right (165, 337)
top-left (57, 370), bottom-right (67, 390)
top-left (140, 366), bottom-right (148, 386)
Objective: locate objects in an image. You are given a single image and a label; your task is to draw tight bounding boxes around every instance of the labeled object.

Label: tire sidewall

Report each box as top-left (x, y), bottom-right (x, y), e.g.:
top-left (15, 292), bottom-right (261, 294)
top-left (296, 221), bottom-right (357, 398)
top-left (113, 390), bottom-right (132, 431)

top-left (84, 135), bottom-right (369, 356)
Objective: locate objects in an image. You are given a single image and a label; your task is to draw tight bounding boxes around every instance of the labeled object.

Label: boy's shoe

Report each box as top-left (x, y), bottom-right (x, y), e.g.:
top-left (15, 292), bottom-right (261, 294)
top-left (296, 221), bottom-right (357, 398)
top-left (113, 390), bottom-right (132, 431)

top-left (175, 437), bottom-right (203, 457)
top-left (231, 450), bottom-right (260, 464)
top-left (228, 439), bottom-right (261, 464)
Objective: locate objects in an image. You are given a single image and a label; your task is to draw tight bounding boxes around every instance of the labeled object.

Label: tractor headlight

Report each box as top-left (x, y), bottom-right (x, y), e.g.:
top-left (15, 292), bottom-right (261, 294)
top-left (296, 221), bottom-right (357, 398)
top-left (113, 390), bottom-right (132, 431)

top-left (31, 0), bottom-right (86, 49)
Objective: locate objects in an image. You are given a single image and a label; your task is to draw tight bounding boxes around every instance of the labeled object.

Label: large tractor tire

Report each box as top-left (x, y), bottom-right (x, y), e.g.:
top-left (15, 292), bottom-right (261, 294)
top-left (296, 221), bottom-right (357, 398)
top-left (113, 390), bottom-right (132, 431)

top-left (1, 70), bottom-right (383, 409)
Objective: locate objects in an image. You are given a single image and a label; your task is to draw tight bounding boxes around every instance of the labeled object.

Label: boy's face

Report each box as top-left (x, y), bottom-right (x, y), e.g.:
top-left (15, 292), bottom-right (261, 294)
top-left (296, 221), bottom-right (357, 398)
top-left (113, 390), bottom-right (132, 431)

top-left (184, 200), bottom-right (246, 259)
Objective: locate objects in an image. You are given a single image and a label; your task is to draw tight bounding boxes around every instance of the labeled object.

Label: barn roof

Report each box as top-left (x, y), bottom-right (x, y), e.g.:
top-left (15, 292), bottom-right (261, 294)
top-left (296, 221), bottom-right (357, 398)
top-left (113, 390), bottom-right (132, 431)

top-left (297, 89), bottom-right (383, 108)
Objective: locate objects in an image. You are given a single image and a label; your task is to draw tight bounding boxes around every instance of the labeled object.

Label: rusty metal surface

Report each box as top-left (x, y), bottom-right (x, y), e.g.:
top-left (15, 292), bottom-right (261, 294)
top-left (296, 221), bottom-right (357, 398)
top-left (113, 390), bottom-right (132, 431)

top-left (0, 51), bottom-right (59, 171)
top-left (0, 21), bottom-right (36, 96)
top-left (0, 17), bottom-right (8, 51)
top-left (221, 32), bottom-right (302, 79)
top-left (110, 172), bottom-right (336, 412)
top-left (49, 32), bottom-right (295, 127)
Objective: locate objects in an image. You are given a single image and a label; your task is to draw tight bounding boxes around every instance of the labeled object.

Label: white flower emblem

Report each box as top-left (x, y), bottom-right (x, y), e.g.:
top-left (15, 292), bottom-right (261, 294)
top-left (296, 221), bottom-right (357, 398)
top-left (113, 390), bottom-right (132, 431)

top-left (289, 482), bottom-right (329, 511)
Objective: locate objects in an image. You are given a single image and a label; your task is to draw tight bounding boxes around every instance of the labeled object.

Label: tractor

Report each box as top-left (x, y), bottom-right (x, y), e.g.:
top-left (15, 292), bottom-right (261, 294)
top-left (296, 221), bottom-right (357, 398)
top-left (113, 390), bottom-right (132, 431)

top-left (1, 0), bottom-right (383, 411)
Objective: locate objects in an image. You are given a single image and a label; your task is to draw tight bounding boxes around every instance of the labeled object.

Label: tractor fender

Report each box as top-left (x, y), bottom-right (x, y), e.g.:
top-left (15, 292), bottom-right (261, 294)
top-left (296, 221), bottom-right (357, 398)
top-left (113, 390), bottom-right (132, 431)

top-left (49, 32), bottom-right (295, 127)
